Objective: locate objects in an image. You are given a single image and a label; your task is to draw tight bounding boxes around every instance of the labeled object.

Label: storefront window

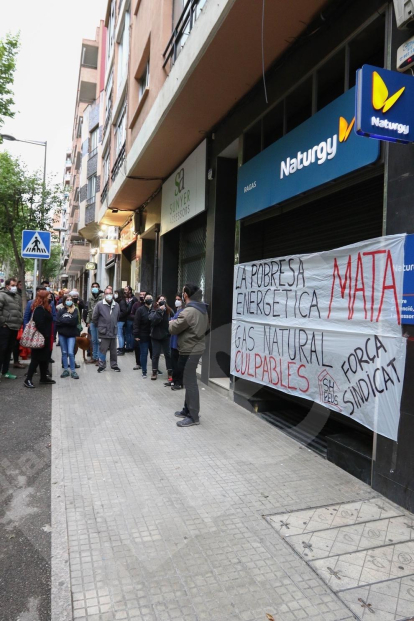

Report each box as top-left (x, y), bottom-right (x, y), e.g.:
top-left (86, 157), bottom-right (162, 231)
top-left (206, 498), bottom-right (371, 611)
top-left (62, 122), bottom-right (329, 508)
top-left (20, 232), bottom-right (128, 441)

top-left (285, 77), bottom-right (312, 133)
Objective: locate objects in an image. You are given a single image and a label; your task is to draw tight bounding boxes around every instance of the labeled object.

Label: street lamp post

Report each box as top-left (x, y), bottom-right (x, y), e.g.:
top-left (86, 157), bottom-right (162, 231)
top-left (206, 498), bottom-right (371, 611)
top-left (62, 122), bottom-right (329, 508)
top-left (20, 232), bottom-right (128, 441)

top-left (1, 134), bottom-right (47, 290)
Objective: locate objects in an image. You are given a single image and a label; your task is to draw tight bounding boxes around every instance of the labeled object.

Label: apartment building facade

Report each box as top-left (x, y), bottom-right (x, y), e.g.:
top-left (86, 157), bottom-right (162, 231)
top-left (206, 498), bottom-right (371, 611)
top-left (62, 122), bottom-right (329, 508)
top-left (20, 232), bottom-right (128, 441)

top-left (61, 0), bottom-right (414, 510)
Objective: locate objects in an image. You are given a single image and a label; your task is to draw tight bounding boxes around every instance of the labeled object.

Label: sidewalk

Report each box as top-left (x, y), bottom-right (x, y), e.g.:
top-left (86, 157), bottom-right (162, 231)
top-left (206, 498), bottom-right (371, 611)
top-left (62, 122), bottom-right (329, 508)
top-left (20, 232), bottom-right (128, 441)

top-left (51, 352), bottom-right (400, 621)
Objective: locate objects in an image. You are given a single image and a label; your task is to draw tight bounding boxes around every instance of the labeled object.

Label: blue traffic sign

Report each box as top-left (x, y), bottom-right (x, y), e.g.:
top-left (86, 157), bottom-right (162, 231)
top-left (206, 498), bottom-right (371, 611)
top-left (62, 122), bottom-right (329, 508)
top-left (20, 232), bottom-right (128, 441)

top-left (21, 230), bottom-right (51, 259)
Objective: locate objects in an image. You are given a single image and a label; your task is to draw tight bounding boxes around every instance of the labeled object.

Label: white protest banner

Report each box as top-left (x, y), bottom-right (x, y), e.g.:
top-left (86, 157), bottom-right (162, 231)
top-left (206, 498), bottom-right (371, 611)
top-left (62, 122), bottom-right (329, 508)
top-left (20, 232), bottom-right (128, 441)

top-left (231, 235), bottom-right (407, 441)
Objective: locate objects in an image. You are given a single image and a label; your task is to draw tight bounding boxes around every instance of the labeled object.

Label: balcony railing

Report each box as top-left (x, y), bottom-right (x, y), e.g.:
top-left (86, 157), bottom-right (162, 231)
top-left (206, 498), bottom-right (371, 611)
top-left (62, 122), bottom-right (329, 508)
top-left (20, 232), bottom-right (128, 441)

top-left (100, 179), bottom-right (109, 203)
top-left (111, 142), bottom-right (126, 182)
top-left (163, 0), bottom-right (207, 68)
top-left (103, 103), bottom-right (112, 140)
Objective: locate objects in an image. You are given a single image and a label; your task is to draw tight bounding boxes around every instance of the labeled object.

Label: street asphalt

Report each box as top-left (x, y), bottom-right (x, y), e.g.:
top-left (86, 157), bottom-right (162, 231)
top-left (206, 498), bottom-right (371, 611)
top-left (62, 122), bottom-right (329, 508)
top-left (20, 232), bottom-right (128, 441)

top-left (0, 362), bottom-right (52, 621)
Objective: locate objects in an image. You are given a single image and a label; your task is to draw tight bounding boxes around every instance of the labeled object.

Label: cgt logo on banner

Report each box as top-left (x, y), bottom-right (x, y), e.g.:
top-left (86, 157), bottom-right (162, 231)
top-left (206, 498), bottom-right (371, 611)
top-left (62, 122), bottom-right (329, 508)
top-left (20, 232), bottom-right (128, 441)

top-left (231, 234), bottom-right (407, 441)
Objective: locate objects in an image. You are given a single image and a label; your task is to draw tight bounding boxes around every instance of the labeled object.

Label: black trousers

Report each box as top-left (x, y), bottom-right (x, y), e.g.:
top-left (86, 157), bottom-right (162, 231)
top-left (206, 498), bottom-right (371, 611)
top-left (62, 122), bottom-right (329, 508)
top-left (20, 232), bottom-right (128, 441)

top-left (0, 326), bottom-right (18, 375)
top-left (178, 354), bottom-right (202, 422)
top-left (27, 350), bottom-right (50, 382)
top-left (134, 340), bottom-right (141, 365)
top-left (13, 337), bottom-right (20, 363)
top-left (171, 348), bottom-right (182, 386)
top-left (151, 337), bottom-right (172, 373)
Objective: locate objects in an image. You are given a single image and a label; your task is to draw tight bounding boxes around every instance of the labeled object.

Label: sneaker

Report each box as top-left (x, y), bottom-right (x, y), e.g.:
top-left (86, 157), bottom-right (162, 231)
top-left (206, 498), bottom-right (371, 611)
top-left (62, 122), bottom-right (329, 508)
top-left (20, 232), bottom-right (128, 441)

top-left (75, 363), bottom-right (80, 369)
top-left (97, 367), bottom-right (105, 373)
top-left (157, 369), bottom-right (163, 375)
top-left (49, 358), bottom-right (55, 363)
top-left (174, 411), bottom-right (187, 418)
top-left (164, 381), bottom-right (173, 387)
top-left (3, 373), bottom-right (17, 380)
top-left (71, 371), bottom-right (79, 379)
top-left (13, 363), bottom-right (26, 369)
top-left (39, 378), bottom-right (56, 385)
top-left (142, 373), bottom-right (147, 379)
top-left (117, 349), bottom-right (125, 356)
top-left (176, 417), bottom-right (200, 427)
top-left (151, 370), bottom-right (157, 380)
top-left (24, 379), bottom-right (35, 389)
top-left (60, 370), bottom-right (70, 378)
top-left (112, 366), bottom-right (121, 372)
top-left (133, 365), bottom-right (141, 370)
top-left (171, 384), bottom-right (183, 391)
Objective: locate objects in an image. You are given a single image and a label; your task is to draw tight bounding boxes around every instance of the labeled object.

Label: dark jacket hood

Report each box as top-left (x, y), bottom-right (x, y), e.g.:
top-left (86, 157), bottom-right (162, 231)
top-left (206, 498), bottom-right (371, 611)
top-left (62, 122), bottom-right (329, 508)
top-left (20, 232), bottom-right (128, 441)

top-left (186, 301), bottom-right (209, 314)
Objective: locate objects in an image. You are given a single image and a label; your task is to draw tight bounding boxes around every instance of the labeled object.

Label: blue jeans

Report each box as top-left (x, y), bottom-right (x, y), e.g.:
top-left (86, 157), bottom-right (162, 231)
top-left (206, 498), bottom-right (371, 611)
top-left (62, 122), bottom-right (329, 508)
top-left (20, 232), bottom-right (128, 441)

top-left (59, 335), bottom-right (76, 372)
top-left (139, 340), bottom-right (150, 374)
top-left (117, 321), bottom-right (125, 349)
top-left (89, 322), bottom-right (103, 361)
top-left (125, 320), bottom-right (134, 350)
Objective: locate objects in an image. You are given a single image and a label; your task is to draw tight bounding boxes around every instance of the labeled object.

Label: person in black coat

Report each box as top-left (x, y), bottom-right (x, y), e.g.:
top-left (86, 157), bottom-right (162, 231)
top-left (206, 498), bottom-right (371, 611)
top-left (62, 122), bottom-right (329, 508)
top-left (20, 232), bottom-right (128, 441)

top-left (149, 295), bottom-right (173, 381)
top-left (114, 289), bottom-right (128, 355)
top-left (56, 294), bottom-right (80, 379)
top-left (24, 290), bottom-right (56, 388)
top-left (133, 293), bottom-right (153, 378)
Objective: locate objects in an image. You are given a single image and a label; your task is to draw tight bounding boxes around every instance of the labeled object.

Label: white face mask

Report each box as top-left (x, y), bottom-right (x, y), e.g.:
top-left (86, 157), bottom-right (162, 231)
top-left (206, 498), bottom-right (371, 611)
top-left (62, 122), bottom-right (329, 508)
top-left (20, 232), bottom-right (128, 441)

top-left (114, 293), bottom-right (119, 299)
top-left (175, 300), bottom-right (182, 308)
top-left (105, 294), bottom-right (113, 302)
top-left (9, 286), bottom-right (17, 293)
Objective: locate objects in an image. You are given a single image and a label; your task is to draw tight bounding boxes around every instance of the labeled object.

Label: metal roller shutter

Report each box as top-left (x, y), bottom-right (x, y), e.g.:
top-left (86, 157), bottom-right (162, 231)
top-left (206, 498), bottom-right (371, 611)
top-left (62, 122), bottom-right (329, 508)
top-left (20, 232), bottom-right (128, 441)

top-left (240, 175), bottom-right (384, 262)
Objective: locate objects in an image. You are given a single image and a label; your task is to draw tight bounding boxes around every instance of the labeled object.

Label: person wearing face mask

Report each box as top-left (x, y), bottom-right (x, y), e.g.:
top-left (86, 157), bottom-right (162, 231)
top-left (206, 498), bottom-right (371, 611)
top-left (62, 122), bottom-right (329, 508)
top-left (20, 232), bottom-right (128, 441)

top-left (130, 292), bottom-right (145, 370)
top-left (165, 294), bottom-right (185, 390)
top-left (92, 287), bottom-right (121, 373)
top-left (123, 286), bottom-right (138, 352)
top-left (86, 282), bottom-right (104, 365)
top-left (169, 283), bottom-right (209, 427)
top-left (56, 295), bottom-right (80, 379)
top-left (0, 278), bottom-right (24, 381)
top-left (133, 293), bottom-right (154, 378)
top-left (114, 289), bottom-right (128, 355)
top-left (148, 295), bottom-right (173, 381)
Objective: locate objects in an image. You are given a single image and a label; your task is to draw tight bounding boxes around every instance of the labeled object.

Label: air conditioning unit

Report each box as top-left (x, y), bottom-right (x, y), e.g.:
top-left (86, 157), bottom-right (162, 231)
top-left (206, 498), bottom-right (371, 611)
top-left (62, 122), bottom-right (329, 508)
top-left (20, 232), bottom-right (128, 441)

top-left (393, 0), bottom-right (414, 29)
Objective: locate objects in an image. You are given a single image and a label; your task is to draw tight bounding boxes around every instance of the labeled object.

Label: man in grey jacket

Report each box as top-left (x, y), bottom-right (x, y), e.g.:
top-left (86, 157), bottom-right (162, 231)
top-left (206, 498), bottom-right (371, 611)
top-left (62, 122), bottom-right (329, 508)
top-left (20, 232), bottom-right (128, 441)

top-left (92, 287), bottom-right (121, 373)
top-left (169, 283), bottom-right (209, 427)
top-left (0, 277), bottom-right (23, 380)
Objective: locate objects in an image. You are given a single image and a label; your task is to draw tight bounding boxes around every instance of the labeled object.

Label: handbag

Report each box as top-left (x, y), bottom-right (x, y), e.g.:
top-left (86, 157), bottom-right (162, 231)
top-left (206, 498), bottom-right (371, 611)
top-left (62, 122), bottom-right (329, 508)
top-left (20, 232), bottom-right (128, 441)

top-left (20, 313), bottom-right (45, 349)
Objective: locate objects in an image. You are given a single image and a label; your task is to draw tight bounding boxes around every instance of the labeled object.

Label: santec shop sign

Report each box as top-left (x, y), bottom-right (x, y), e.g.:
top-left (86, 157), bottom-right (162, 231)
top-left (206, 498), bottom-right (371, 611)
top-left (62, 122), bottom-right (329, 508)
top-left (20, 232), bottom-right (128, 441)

top-left (236, 87), bottom-right (380, 220)
top-left (161, 140), bottom-right (207, 235)
top-left (356, 65), bottom-right (414, 144)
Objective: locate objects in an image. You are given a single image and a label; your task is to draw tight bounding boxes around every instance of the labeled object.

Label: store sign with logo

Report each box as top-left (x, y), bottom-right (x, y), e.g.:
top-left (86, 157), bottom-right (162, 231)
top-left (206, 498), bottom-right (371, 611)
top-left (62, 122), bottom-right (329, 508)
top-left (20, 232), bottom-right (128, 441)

top-left (99, 239), bottom-right (121, 254)
top-left (161, 140), bottom-right (207, 235)
top-left (402, 234), bottom-right (414, 325)
top-left (85, 262), bottom-right (97, 270)
top-left (356, 65), bottom-right (414, 144)
top-left (120, 221), bottom-right (137, 250)
top-left (236, 88), bottom-right (380, 220)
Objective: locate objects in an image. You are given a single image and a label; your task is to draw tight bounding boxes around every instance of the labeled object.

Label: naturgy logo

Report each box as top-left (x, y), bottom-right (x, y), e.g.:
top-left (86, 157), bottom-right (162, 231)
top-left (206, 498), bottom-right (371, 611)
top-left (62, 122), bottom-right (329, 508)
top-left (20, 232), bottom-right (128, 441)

top-left (371, 71), bottom-right (409, 135)
top-left (280, 115), bottom-right (353, 179)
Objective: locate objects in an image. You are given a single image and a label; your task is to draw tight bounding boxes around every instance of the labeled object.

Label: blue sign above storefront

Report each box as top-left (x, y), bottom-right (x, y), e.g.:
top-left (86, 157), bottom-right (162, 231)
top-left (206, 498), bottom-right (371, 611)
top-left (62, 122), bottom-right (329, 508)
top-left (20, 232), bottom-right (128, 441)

top-left (403, 234), bottom-right (414, 325)
top-left (356, 65), bottom-right (414, 144)
top-left (236, 88), bottom-right (380, 220)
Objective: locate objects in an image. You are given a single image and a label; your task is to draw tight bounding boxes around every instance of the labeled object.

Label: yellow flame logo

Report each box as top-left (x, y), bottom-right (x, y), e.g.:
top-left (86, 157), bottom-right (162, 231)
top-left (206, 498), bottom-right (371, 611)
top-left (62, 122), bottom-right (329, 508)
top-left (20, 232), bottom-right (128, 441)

top-left (338, 116), bottom-right (355, 143)
top-left (372, 71), bottom-right (405, 113)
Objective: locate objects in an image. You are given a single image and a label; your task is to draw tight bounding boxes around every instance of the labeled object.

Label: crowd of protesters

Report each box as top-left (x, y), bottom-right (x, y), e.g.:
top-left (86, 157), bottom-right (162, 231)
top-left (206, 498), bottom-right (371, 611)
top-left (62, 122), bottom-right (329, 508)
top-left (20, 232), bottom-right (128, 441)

top-left (0, 277), bottom-right (209, 427)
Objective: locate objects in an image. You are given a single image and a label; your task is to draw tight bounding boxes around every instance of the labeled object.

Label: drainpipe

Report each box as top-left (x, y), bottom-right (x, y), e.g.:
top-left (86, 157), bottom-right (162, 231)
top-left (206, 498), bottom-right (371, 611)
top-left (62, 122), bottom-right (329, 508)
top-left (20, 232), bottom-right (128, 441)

top-left (153, 224), bottom-right (160, 297)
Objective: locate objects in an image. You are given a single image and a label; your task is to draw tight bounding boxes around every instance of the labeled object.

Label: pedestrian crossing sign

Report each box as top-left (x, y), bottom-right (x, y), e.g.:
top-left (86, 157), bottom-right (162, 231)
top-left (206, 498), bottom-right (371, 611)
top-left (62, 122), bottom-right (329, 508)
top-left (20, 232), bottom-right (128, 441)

top-left (21, 230), bottom-right (51, 259)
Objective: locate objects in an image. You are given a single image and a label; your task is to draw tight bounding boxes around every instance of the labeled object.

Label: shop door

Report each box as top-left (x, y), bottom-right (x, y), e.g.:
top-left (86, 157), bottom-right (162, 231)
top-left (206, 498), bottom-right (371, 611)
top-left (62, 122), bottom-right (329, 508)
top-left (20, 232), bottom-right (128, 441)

top-left (178, 216), bottom-right (206, 292)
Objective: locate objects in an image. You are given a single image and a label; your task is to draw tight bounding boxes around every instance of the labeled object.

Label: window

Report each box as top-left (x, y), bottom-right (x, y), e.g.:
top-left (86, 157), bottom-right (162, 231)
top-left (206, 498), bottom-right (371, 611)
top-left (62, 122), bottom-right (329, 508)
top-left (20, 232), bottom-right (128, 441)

top-left (87, 175), bottom-right (97, 202)
top-left (103, 150), bottom-right (111, 187)
top-left (317, 49), bottom-right (346, 111)
top-left (139, 59), bottom-right (150, 98)
top-left (89, 127), bottom-right (99, 157)
top-left (115, 105), bottom-right (127, 155)
top-left (117, 12), bottom-right (130, 91)
top-left (107, 0), bottom-right (116, 64)
top-left (285, 78), bottom-right (312, 133)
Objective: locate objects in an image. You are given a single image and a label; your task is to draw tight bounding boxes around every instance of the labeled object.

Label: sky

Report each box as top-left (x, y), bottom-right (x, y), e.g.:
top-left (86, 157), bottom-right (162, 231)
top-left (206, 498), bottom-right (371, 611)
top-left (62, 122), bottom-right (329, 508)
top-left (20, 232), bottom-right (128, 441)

top-left (0, 0), bottom-right (107, 183)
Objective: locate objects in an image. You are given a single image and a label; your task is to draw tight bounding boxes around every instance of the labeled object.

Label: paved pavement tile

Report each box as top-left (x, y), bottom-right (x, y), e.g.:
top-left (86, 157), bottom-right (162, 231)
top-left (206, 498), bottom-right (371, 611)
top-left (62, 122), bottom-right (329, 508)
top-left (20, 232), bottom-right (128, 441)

top-left (52, 353), bottom-right (387, 620)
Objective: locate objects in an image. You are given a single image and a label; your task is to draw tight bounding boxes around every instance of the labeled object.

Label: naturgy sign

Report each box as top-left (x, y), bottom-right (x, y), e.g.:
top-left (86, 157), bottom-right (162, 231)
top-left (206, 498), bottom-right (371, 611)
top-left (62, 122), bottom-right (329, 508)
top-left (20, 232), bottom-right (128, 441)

top-left (236, 88), bottom-right (379, 220)
top-left (356, 65), bottom-right (414, 144)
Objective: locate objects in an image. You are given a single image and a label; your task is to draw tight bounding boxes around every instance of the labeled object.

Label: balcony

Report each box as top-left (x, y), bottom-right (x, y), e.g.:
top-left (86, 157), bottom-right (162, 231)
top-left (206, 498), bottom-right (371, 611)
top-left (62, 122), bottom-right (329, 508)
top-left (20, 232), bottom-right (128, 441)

top-left (111, 142), bottom-right (125, 182)
top-left (66, 242), bottom-right (91, 275)
top-left (163, 0), bottom-right (208, 68)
